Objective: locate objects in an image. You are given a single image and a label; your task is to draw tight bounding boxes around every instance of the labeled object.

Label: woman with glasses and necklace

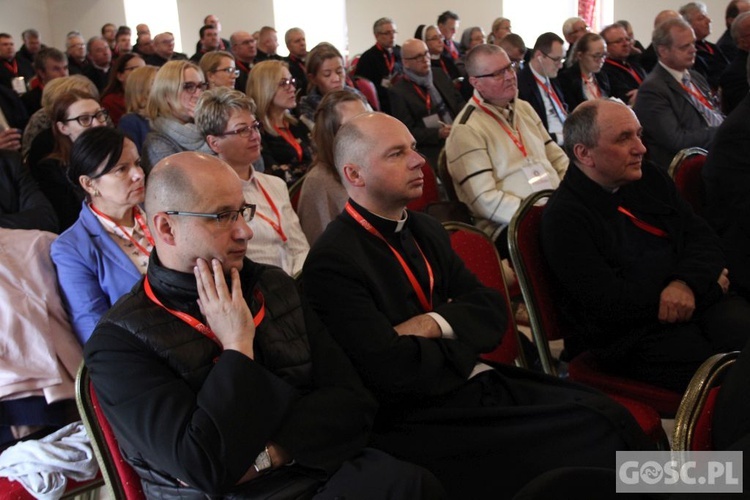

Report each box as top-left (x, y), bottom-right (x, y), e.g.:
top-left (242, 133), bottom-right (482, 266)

top-left (32, 89), bottom-right (108, 231)
top-left (247, 60), bottom-right (312, 186)
top-left (141, 60), bottom-right (213, 171)
top-left (558, 33), bottom-right (610, 111)
top-left (51, 127), bottom-right (150, 344)
top-left (196, 87), bottom-right (309, 276)
top-left (199, 51), bottom-right (239, 90)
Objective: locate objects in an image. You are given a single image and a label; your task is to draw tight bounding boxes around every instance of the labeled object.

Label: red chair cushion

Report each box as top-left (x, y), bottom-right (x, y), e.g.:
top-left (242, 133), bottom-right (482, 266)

top-left (673, 155), bottom-right (707, 215)
top-left (608, 394), bottom-right (667, 445)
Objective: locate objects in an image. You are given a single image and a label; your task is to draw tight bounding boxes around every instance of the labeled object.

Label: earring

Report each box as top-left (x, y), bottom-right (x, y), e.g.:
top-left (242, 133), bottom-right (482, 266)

top-left (93, 189), bottom-right (101, 197)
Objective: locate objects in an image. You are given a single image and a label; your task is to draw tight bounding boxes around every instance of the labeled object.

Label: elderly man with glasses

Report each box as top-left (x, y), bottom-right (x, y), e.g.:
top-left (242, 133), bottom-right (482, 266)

top-left (600, 23), bottom-right (647, 105)
top-left (354, 17), bottom-right (403, 114)
top-left (445, 43), bottom-right (567, 256)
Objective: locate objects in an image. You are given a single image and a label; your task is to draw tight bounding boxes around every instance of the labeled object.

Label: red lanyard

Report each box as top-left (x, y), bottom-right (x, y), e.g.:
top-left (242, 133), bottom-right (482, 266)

top-left (254, 178), bottom-right (288, 242)
top-left (2, 59), bottom-right (17, 76)
top-left (445, 40), bottom-right (459, 60)
top-left (405, 78), bottom-right (431, 112)
top-left (532, 74), bottom-right (567, 116)
top-left (605, 59), bottom-right (643, 85)
top-left (143, 275), bottom-right (265, 351)
top-left (696, 40), bottom-right (713, 55)
top-left (289, 55), bottom-right (306, 75)
top-left (273, 125), bottom-right (304, 163)
top-left (472, 96), bottom-right (527, 157)
top-left (680, 80), bottom-right (715, 110)
top-left (345, 202), bottom-right (434, 312)
top-left (376, 43), bottom-right (395, 74)
top-left (439, 58), bottom-right (449, 76)
top-left (236, 59), bottom-right (250, 73)
top-left (617, 206), bottom-right (669, 239)
top-left (90, 204), bottom-right (154, 257)
top-left (582, 73), bottom-right (601, 99)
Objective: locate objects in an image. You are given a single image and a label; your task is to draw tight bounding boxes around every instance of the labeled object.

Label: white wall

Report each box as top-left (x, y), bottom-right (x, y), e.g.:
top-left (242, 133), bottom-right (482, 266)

top-left (0, 0), bottom-right (51, 45)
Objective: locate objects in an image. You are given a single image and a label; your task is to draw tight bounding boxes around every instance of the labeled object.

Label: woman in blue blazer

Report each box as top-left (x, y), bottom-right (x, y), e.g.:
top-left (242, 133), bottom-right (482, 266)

top-left (51, 127), bottom-right (151, 344)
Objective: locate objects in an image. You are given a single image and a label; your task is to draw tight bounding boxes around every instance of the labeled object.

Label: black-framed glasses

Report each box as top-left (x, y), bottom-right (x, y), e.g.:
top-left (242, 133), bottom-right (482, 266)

top-left (165, 203), bottom-right (256, 227)
top-left (278, 77), bottom-right (296, 88)
top-left (541, 52), bottom-right (565, 64)
top-left (213, 66), bottom-right (240, 77)
top-left (182, 81), bottom-right (209, 94)
top-left (220, 121), bottom-right (261, 138)
top-left (474, 61), bottom-right (518, 79)
top-left (63, 108), bottom-right (109, 127)
top-left (404, 51), bottom-right (429, 61)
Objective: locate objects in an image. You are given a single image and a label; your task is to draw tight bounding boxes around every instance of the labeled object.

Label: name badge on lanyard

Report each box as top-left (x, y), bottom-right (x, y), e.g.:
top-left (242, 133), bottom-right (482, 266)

top-left (521, 162), bottom-right (554, 192)
top-left (11, 77), bottom-right (26, 95)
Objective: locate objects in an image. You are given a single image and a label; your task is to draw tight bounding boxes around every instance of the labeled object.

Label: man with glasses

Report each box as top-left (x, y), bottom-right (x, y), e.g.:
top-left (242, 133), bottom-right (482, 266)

top-left (196, 88), bottom-right (309, 276)
top-left (354, 17), bottom-right (403, 114)
top-left (230, 31), bottom-right (258, 93)
top-left (633, 18), bottom-right (722, 170)
top-left (389, 38), bottom-right (464, 169)
top-left (517, 32), bottom-right (568, 146)
top-left (145, 32), bottom-right (187, 68)
top-left (65, 31), bottom-right (88, 76)
top-left (83, 150), bottom-right (445, 499)
top-left (562, 17), bottom-right (589, 66)
top-left (445, 43), bottom-right (567, 256)
top-left (681, 2), bottom-right (728, 91)
top-left (600, 23), bottom-right (646, 105)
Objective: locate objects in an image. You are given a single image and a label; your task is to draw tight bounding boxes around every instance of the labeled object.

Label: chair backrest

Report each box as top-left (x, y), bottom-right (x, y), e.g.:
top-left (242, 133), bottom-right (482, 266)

top-left (508, 190), bottom-right (567, 375)
top-left (288, 174), bottom-right (305, 214)
top-left (667, 147), bottom-right (708, 216)
top-left (443, 221), bottom-right (526, 368)
top-left (352, 77), bottom-right (380, 111)
top-left (76, 364), bottom-right (146, 500)
top-left (437, 148), bottom-right (460, 202)
top-left (672, 351), bottom-right (739, 451)
top-left (406, 162), bottom-right (440, 212)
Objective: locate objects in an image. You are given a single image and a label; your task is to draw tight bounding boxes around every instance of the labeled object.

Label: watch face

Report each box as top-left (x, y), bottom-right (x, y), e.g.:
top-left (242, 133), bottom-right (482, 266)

top-left (254, 449), bottom-right (272, 472)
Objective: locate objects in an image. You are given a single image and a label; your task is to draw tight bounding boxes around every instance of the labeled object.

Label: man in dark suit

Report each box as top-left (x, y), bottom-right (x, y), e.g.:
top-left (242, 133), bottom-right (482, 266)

top-left (680, 1), bottom-right (729, 90)
top-left (354, 17), bottom-right (402, 114)
top-left (0, 33), bottom-right (34, 93)
top-left (193, 14), bottom-right (230, 55)
top-left (517, 32), bottom-right (568, 146)
top-left (389, 38), bottom-right (464, 169)
top-left (717, 0), bottom-right (750, 61)
top-left (190, 25), bottom-right (221, 63)
top-left (82, 36), bottom-right (111, 92)
top-left (284, 28), bottom-right (308, 98)
top-left (304, 111), bottom-right (651, 500)
top-left (230, 31), bottom-right (258, 94)
top-left (719, 11), bottom-right (750, 114)
top-left (144, 32), bottom-right (187, 68)
top-left (600, 24), bottom-right (646, 105)
top-left (633, 18), bottom-right (722, 170)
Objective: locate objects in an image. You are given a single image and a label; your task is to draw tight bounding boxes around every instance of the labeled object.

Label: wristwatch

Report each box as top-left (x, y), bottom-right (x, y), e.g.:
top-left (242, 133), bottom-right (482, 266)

top-left (253, 446), bottom-right (272, 473)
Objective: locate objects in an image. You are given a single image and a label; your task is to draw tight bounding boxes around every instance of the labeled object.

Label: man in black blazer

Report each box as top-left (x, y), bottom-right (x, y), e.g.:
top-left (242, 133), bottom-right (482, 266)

top-left (389, 38), bottom-right (464, 169)
top-left (517, 32), bottom-right (568, 145)
top-left (601, 24), bottom-right (646, 105)
top-left (680, 1), bottom-right (729, 90)
top-left (633, 18), bottom-right (722, 170)
top-left (719, 11), bottom-right (750, 114)
top-left (354, 17), bottom-right (402, 114)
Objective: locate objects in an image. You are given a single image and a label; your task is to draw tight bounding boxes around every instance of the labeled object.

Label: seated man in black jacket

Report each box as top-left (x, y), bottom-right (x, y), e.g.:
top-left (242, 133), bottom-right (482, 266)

top-left (84, 152), bottom-right (443, 499)
top-left (541, 98), bottom-right (750, 392)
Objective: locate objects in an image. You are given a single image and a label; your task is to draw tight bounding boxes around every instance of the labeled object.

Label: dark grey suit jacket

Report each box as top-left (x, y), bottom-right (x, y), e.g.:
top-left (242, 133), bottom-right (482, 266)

top-left (633, 64), bottom-right (718, 170)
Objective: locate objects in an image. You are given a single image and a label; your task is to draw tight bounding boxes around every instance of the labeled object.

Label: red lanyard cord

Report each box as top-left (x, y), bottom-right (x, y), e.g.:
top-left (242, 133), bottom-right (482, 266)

top-left (617, 206), bottom-right (669, 239)
top-left (273, 125), bottom-right (304, 163)
top-left (472, 96), bottom-right (527, 157)
top-left (604, 59), bottom-right (643, 85)
top-left (89, 204), bottom-right (154, 256)
top-left (254, 178), bottom-right (288, 242)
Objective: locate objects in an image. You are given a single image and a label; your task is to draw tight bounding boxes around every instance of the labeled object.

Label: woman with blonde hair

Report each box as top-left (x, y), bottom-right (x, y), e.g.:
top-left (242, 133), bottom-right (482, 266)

top-left (297, 90), bottom-right (368, 243)
top-left (141, 59), bottom-right (212, 170)
top-left (558, 32), bottom-right (610, 111)
top-left (247, 60), bottom-right (312, 185)
top-left (118, 65), bottom-right (158, 153)
top-left (199, 50), bottom-right (239, 89)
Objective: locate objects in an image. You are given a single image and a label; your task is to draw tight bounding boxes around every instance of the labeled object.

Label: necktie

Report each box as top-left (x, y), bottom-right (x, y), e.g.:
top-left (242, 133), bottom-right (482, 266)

top-left (681, 75), bottom-right (723, 127)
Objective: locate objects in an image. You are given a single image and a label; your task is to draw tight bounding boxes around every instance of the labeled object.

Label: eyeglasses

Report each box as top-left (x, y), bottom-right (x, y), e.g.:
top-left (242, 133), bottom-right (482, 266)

top-left (220, 121), bottom-right (261, 138)
top-left (69, 43), bottom-right (85, 49)
top-left (165, 203), bottom-right (257, 227)
top-left (237, 39), bottom-right (255, 46)
top-left (474, 61), bottom-right (518, 79)
top-left (213, 66), bottom-right (240, 77)
top-left (278, 77), bottom-right (296, 88)
top-left (570, 25), bottom-right (590, 36)
top-left (182, 81), bottom-right (209, 94)
top-left (541, 52), bottom-right (565, 64)
top-left (404, 51), bottom-right (429, 61)
top-left (377, 30), bottom-right (397, 36)
top-left (64, 109), bottom-right (109, 127)
top-left (606, 37), bottom-right (631, 45)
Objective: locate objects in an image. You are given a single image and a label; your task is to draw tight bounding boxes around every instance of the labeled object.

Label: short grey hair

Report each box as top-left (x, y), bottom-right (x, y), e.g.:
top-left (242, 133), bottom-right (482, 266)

top-left (652, 18), bottom-right (692, 49)
top-left (373, 17), bottom-right (395, 35)
top-left (679, 2), bottom-right (707, 23)
top-left (562, 17), bottom-right (585, 36)
top-left (562, 100), bottom-right (602, 160)
top-left (464, 43), bottom-right (505, 77)
top-left (195, 87), bottom-right (256, 138)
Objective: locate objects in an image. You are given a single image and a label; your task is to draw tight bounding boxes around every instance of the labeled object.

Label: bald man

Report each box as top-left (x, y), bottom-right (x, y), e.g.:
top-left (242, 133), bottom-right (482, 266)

top-left (640, 10), bottom-right (682, 72)
top-left (84, 152), bottom-right (443, 499)
top-left (388, 38), bottom-right (464, 169)
top-left (304, 111), bottom-right (651, 500)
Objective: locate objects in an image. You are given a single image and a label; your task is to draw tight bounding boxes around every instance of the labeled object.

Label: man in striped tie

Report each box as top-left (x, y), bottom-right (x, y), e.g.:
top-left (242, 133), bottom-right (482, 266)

top-left (633, 17), bottom-right (723, 170)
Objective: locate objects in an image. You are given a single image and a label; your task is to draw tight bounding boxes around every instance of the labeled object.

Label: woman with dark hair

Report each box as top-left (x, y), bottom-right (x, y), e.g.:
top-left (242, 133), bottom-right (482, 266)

top-left (101, 53), bottom-right (146, 125)
top-left (31, 89), bottom-right (108, 231)
top-left (50, 127), bottom-right (150, 344)
top-left (558, 32), bottom-right (610, 111)
top-left (297, 90), bottom-right (368, 244)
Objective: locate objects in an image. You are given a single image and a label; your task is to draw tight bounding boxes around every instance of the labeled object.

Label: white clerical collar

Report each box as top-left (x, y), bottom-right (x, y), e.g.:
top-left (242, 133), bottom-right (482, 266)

top-left (371, 209), bottom-right (409, 232)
